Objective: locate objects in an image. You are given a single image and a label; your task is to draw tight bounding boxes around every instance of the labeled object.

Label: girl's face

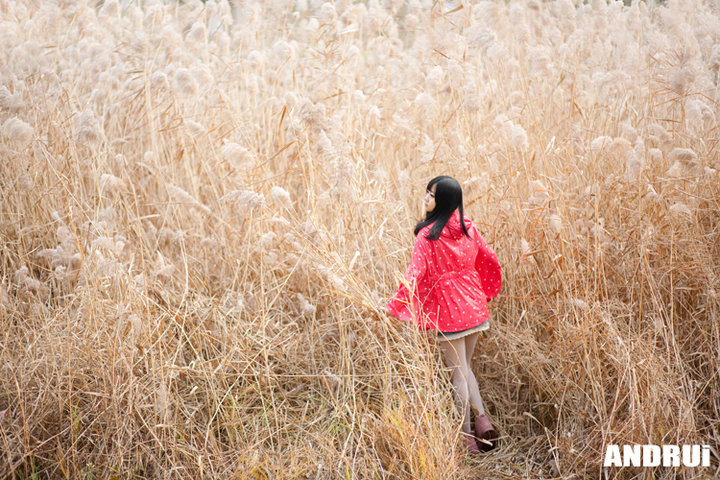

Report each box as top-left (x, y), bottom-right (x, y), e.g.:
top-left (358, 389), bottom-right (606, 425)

top-left (424, 184), bottom-right (436, 213)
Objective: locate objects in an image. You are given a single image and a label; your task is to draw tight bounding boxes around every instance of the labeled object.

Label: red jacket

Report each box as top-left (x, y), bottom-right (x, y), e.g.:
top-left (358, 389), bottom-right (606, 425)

top-left (386, 209), bottom-right (501, 332)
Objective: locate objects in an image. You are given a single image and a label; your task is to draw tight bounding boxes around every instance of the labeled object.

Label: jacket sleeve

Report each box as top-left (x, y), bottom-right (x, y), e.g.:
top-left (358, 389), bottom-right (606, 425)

top-left (386, 234), bottom-right (430, 322)
top-left (472, 224), bottom-right (502, 301)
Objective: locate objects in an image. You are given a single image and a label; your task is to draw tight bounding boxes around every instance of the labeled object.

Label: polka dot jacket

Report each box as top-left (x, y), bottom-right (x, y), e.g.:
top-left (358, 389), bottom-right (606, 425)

top-left (386, 209), bottom-right (502, 332)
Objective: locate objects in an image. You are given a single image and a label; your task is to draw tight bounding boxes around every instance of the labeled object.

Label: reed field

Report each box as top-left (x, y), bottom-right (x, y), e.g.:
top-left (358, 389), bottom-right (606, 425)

top-left (1, 0), bottom-right (720, 478)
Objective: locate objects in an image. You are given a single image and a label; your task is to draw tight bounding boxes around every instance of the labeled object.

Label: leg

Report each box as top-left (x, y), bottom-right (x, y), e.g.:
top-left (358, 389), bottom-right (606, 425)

top-left (463, 332), bottom-right (486, 416)
top-left (464, 331), bottom-right (497, 451)
top-left (437, 337), bottom-right (472, 435)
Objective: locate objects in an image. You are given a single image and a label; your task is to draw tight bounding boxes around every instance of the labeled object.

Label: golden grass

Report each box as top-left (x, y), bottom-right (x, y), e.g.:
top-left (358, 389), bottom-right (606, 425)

top-left (1, 0), bottom-right (719, 478)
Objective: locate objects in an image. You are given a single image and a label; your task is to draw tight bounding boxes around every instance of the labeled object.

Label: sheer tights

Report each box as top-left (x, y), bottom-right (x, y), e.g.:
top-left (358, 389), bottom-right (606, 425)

top-left (437, 331), bottom-right (486, 435)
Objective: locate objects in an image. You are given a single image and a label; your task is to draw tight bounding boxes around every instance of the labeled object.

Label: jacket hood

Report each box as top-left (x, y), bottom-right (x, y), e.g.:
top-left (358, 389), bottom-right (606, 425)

top-left (442, 209), bottom-right (471, 238)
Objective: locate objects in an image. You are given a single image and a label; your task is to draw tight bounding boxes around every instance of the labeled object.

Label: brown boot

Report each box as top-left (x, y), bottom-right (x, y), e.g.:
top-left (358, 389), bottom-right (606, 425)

top-left (464, 431), bottom-right (481, 454)
top-left (474, 414), bottom-right (498, 452)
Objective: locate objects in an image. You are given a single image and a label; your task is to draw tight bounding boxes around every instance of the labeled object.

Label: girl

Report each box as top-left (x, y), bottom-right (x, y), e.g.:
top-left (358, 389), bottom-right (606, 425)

top-left (386, 175), bottom-right (502, 454)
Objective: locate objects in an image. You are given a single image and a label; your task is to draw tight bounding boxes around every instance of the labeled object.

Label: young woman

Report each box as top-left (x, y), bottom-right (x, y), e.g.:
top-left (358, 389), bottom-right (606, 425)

top-left (386, 175), bottom-right (502, 454)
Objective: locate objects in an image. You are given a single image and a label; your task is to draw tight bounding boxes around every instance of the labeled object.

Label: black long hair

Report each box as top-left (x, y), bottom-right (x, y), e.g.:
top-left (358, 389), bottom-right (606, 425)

top-left (414, 176), bottom-right (470, 240)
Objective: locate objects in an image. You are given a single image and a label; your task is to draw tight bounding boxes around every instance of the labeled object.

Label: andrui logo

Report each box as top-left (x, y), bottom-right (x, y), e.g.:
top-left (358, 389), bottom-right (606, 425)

top-left (603, 445), bottom-right (711, 468)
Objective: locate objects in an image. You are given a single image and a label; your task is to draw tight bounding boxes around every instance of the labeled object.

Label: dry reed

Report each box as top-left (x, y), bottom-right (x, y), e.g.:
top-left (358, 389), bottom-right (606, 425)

top-left (1, 1), bottom-right (719, 479)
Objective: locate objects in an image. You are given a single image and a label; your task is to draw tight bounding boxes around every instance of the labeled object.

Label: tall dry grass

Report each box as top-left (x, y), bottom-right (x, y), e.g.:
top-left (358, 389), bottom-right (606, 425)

top-left (1, 0), bottom-right (719, 478)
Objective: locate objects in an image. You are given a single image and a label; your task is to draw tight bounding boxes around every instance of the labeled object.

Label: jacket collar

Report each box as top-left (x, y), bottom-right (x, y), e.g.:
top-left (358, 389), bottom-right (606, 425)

top-left (449, 209), bottom-right (461, 223)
